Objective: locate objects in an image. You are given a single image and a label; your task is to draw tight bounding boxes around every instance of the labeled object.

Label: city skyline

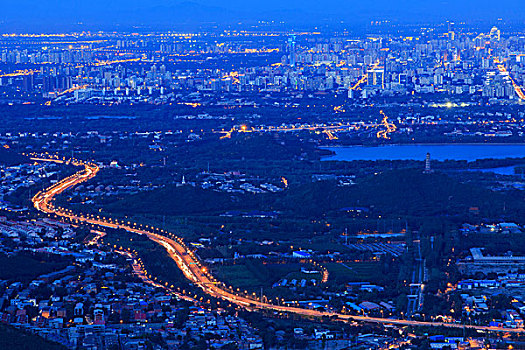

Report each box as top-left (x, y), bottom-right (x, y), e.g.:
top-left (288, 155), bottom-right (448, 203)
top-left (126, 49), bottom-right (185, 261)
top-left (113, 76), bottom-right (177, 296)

top-left (3, 2), bottom-right (525, 349)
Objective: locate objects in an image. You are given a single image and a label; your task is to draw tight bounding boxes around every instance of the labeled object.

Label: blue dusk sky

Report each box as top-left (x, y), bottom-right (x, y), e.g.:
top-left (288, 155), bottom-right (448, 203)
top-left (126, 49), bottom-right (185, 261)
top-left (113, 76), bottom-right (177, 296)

top-left (1, 0), bottom-right (524, 31)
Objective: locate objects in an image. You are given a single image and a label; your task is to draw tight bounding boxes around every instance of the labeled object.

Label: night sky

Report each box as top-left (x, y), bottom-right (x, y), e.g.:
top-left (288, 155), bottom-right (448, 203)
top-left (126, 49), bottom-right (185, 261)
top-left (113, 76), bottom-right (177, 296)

top-left (1, 0), bottom-right (525, 31)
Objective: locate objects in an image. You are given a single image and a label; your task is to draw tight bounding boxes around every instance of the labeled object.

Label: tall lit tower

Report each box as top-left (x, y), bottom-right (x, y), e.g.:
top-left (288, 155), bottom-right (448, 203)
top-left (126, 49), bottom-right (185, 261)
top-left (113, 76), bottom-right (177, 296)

top-left (288, 35), bottom-right (296, 68)
top-left (423, 153), bottom-right (434, 174)
top-left (447, 21), bottom-right (455, 41)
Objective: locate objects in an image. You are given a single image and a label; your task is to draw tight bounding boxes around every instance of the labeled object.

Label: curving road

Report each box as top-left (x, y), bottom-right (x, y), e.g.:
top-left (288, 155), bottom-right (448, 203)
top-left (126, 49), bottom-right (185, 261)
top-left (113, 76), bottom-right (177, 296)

top-left (31, 157), bottom-right (525, 333)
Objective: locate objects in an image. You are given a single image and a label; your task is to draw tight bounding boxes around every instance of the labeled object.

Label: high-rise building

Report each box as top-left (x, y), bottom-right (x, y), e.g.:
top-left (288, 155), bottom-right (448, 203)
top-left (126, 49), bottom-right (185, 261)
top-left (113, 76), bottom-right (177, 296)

top-left (367, 68), bottom-right (385, 89)
top-left (288, 35), bottom-right (296, 67)
top-left (490, 26), bottom-right (501, 41)
top-left (447, 21), bottom-right (456, 41)
top-left (22, 74), bottom-right (34, 91)
top-left (43, 76), bottom-right (55, 92)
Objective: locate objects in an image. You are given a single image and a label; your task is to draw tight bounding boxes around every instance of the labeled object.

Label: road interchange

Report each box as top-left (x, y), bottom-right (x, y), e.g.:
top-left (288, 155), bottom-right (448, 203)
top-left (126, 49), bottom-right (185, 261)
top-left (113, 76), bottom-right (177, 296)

top-left (30, 156), bottom-right (525, 334)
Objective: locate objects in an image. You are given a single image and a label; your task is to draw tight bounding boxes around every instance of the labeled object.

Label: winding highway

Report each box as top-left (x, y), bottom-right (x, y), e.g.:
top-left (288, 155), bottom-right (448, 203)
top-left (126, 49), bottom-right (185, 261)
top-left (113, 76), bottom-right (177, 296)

top-left (31, 156), bottom-right (525, 333)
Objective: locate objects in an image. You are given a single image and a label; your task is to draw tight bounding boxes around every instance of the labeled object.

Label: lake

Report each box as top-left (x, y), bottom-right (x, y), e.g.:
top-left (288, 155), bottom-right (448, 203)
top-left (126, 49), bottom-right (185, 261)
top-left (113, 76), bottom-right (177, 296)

top-left (322, 144), bottom-right (525, 162)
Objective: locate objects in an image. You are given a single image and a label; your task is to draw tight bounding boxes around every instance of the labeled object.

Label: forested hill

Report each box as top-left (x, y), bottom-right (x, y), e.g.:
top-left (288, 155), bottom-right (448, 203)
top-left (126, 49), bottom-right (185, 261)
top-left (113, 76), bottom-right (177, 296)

top-left (279, 169), bottom-right (517, 218)
top-left (0, 148), bottom-right (29, 166)
top-left (105, 168), bottom-right (524, 222)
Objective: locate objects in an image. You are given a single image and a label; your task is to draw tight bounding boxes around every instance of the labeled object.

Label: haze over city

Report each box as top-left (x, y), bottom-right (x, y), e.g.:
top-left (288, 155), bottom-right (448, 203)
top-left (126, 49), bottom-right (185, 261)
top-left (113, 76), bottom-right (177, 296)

top-left (2, 0), bottom-right (525, 31)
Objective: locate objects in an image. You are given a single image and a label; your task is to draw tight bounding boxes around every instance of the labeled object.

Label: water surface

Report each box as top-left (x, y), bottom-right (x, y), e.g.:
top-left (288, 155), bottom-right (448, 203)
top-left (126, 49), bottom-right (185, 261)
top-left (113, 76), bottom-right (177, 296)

top-left (323, 144), bottom-right (525, 162)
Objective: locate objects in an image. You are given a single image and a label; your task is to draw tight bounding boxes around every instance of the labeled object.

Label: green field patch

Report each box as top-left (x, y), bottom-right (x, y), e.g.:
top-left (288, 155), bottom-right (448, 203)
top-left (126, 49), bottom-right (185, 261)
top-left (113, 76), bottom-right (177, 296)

top-left (325, 261), bottom-right (397, 285)
top-left (214, 265), bottom-right (262, 290)
top-left (214, 262), bottom-right (302, 291)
